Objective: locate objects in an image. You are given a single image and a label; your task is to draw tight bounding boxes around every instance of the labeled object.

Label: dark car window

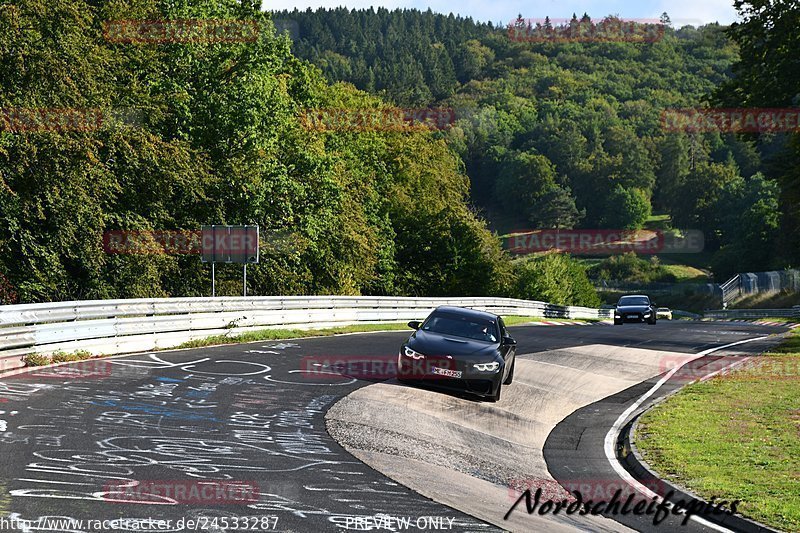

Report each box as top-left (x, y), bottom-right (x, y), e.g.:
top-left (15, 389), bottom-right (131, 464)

top-left (422, 312), bottom-right (498, 342)
top-left (498, 317), bottom-right (508, 338)
top-left (618, 296), bottom-right (650, 306)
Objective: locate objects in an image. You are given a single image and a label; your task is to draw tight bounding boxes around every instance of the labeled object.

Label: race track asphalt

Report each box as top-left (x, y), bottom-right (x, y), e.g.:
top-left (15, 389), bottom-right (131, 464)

top-left (0, 319), bottom-right (789, 533)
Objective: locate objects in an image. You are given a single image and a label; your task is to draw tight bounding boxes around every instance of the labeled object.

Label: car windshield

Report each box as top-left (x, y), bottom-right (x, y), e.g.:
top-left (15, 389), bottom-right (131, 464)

top-left (658, 308), bottom-right (669, 311)
top-left (422, 312), bottom-right (498, 342)
top-left (618, 296), bottom-right (650, 306)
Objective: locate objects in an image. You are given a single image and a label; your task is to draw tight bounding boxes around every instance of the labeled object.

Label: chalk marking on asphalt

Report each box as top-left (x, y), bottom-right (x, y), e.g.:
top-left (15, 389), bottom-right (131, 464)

top-left (603, 335), bottom-right (769, 533)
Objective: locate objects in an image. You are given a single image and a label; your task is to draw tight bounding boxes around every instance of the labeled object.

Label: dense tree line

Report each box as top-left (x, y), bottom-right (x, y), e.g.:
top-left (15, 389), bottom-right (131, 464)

top-left (712, 0), bottom-right (800, 276)
top-left (0, 0), bottom-right (517, 303)
top-left (2, 1), bottom-right (793, 306)
top-left (278, 7), bottom-right (795, 279)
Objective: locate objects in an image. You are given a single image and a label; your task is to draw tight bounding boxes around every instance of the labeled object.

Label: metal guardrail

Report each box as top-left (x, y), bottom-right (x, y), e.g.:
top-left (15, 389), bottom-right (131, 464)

top-left (0, 296), bottom-right (611, 372)
top-left (672, 310), bottom-right (701, 319)
top-left (704, 308), bottom-right (799, 319)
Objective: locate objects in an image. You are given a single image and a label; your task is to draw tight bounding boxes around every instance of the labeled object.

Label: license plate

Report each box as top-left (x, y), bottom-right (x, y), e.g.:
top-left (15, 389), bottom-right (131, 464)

top-left (431, 366), bottom-right (462, 378)
top-left (627, 314), bottom-right (637, 319)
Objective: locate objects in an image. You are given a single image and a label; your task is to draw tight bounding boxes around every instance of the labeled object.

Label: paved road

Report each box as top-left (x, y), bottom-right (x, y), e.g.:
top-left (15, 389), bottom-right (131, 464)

top-left (540, 322), bottom-right (784, 533)
top-left (325, 320), bottom-right (788, 533)
top-left (0, 320), bottom-right (789, 533)
top-left (0, 334), bottom-right (498, 533)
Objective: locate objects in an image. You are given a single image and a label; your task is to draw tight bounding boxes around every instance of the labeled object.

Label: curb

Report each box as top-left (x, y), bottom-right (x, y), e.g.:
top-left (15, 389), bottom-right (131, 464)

top-left (520, 320), bottom-right (612, 326)
top-left (699, 318), bottom-right (800, 328)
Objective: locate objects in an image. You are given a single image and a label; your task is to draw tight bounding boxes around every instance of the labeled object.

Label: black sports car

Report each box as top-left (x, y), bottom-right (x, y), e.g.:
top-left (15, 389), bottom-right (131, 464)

top-left (614, 294), bottom-right (657, 325)
top-left (398, 306), bottom-right (516, 402)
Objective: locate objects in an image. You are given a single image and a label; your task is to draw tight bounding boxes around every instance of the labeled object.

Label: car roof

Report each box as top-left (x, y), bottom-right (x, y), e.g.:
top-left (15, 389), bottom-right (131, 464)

top-left (433, 306), bottom-right (499, 321)
top-left (619, 294), bottom-right (649, 299)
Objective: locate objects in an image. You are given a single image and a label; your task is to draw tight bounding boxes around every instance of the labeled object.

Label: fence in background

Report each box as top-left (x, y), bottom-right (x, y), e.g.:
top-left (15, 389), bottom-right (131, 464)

top-left (599, 269), bottom-right (800, 307)
top-left (0, 296), bottom-right (611, 373)
top-left (721, 269), bottom-right (800, 305)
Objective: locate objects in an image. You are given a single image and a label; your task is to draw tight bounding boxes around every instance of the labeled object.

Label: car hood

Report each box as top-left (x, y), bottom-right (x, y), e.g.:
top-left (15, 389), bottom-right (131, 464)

top-left (407, 330), bottom-right (498, 358)
top-left (616, 305), bottom-right (652, 313)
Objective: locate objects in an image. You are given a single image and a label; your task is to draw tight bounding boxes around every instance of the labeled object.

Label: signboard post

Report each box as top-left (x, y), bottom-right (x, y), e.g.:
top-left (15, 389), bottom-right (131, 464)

top-left (201, 225), bottom-right (259, 296)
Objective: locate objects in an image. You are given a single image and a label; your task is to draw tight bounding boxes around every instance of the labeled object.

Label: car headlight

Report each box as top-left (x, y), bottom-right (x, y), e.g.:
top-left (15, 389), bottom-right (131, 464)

top-left (473, 361), bottom-right (500, 372)
top-left (403, 346), bottom-right (425, 360)
top-left (643, 312), bottom-right (651, 317)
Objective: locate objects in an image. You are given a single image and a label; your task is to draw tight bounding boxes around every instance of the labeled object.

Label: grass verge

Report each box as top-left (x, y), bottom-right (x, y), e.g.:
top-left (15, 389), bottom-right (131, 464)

top-left (503, 316), bottom-right (601, 326)
top-left (661, 263), bottom-right (711, 283)
top-left (23, 350), bottom-right (94, 367)
top-left (731, 290), bottom-right (800, 310)
top-left (635, 331), bottom-right (800, 531)
top-left (175, 316), bottom-right (602, 349)
top-left (174, 322), bottom-right (412, 349)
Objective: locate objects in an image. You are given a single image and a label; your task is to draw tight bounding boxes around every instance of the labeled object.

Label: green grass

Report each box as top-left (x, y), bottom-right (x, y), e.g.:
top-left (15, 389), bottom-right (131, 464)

top-left (635, 331), bottom-right (800, 531)
top-left (23, 350), bottom-right (94, 367)
top-left (731, 291), bottom-right (800, 310)
top-left (661, 264), bottom-right (711, 283)
top-left (174, 322), bottom-right (412, 349)
top-left (645, 213), bottom-right (671, 230)
top-left (656, 250), bottom-right (716, 273)
top-left (175, 316), bottom-right (603, 350)
top-left (22, 353), bottom-right (52, 367)
top-left (503, 316), bottom-right (601, 326)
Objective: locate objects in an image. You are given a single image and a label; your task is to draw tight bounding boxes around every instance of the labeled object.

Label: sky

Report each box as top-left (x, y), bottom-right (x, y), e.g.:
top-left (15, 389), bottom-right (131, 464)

top-left (266, 0), bottom-right (740, 26)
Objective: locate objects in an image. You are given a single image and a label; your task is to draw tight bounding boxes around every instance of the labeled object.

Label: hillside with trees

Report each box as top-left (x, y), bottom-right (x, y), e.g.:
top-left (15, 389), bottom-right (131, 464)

top-left (0, 0), bottom-right (516, 303)
top-left (277, 7), bottom-right (795, 279)
top-left (1, 1), bottom-right (795, 307)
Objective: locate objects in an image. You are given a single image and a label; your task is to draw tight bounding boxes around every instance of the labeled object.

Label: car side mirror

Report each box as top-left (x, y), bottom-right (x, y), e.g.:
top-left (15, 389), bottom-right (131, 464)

top-left (502, 336), bottom-right (517, 346)
top-left (651, 303), bottom-right (657, 307)
top-left (407, 320), bottom-right (422, 330)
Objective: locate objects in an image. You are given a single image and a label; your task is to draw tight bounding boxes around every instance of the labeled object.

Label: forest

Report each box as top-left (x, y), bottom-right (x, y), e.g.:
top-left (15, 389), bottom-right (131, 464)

top-left (0, 0), bottom-right (796, 306)
top-left (277, 5), bottom-right (799, 280)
